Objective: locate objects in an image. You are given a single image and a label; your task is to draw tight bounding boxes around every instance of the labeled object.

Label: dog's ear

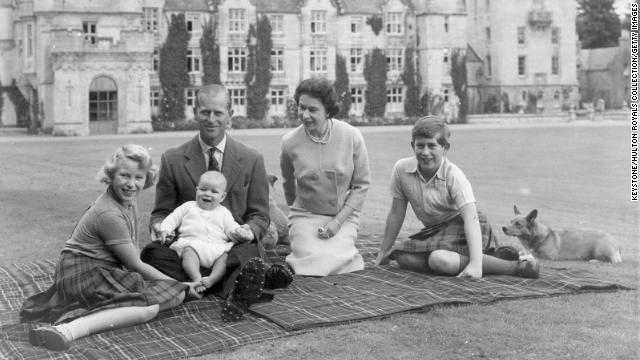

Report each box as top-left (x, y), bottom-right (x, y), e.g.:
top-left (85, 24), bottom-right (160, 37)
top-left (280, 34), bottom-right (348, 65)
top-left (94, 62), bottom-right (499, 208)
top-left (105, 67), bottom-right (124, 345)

top-left (526, 209), bottom-right (538, 224)
top-left (268, 174), bottom-right (278, 186)
top-left (514, 205), bottom-right (520, 215)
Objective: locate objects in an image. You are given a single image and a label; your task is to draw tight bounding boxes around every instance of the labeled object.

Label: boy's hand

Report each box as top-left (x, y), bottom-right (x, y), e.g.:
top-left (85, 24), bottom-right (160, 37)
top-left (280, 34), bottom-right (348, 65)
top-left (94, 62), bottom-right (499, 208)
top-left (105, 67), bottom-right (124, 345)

top-left (457, 262), bottom-right (482, 279)
top-left (375, 251), bottom-right (391, 266)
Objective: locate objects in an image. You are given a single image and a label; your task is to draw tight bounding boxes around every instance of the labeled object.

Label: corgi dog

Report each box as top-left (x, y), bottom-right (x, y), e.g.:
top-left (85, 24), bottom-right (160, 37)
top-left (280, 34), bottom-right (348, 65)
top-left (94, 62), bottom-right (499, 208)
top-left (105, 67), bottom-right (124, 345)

top-left (502, 205), bottom-right (622, 263)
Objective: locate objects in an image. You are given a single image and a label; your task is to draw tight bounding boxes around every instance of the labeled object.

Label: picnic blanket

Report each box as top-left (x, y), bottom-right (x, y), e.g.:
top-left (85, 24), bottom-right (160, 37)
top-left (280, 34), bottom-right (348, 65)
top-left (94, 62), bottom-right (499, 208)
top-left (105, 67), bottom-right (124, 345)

top-left (0, 235), bottom-right (633, 359)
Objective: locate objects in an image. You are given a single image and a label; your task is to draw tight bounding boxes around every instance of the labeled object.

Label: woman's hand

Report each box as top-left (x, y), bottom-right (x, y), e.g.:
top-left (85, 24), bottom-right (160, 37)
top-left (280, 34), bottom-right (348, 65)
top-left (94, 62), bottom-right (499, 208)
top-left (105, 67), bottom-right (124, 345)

top-left (318, 219), bottom-right (341, 239)
top-left (457, 262), bottom-right (482, 279)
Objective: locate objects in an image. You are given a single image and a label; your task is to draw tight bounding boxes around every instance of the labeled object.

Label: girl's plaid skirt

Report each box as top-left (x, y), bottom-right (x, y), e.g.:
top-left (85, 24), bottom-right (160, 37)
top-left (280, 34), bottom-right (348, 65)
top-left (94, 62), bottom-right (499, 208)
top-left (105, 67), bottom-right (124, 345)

top-left (20, 251), bottom-right (188, 325)
top-left (390, 212), bottom-right (498, 257)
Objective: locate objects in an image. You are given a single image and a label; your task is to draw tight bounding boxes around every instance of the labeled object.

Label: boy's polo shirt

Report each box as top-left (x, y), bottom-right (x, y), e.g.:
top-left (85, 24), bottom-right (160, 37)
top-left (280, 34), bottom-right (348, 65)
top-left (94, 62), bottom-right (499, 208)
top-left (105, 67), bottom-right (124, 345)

top-left (390, 157), bottom-right (475, 227)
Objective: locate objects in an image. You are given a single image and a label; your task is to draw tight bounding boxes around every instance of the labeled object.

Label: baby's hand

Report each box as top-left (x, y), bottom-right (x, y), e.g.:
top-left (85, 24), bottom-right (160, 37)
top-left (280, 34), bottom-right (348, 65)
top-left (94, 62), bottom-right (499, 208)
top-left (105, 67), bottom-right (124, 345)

top-left (160, 231), bottom-right (175, 245)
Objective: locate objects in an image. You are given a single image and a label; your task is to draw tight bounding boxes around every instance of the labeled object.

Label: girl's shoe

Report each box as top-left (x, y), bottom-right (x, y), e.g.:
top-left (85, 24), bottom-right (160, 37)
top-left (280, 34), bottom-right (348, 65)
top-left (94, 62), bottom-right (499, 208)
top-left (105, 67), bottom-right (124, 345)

top-left (29, 326), bottom-right (71, 351)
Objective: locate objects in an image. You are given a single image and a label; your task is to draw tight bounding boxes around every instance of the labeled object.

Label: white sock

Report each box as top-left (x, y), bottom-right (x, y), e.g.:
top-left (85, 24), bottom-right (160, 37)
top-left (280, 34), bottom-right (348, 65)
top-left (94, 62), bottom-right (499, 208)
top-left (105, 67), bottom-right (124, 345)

top-left (53, 322), bottom-right (87, 341)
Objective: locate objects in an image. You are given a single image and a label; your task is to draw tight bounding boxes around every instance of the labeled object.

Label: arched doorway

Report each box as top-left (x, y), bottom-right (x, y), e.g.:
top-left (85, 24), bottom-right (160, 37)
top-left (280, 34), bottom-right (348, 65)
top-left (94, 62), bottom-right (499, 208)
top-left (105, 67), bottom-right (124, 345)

top-left (88, 76), bottom-right (118, 134)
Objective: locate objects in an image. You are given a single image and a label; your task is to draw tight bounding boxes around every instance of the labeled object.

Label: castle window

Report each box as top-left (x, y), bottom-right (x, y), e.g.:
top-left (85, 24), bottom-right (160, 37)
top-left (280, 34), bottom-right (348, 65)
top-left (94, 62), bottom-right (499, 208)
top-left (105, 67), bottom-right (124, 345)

top-left (83, 21), bottom-right (96, 44)
top-left (311, 11), bottom-right (327, 34)
top-left (229, 9), bottom-right (245, 33)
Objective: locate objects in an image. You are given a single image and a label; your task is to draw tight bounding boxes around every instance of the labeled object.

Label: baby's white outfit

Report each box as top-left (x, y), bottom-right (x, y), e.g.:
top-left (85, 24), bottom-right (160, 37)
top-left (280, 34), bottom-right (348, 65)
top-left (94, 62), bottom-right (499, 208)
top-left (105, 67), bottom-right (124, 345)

top-left (160, 201), bottom-right (240, 268)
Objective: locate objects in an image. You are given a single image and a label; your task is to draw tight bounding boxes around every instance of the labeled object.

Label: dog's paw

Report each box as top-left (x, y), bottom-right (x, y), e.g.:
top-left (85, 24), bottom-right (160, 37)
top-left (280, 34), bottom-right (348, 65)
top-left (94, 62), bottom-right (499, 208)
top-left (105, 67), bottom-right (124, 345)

top-left (519, 253), bottom-right (536, 262)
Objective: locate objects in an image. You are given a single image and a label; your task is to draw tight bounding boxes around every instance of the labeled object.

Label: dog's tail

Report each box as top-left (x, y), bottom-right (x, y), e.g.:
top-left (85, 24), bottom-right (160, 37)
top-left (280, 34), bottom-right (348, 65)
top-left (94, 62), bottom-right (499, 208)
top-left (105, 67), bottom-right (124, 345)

top-left (611, 246), bottom-right (623, 263)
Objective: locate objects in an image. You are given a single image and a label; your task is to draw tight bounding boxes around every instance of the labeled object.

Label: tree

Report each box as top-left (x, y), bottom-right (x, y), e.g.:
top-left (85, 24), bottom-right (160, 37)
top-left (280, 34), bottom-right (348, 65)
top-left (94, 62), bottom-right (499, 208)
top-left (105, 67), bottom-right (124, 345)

top-left (200, 18), bottom-right (220, 85)
top-left (401, 47), bottom-right (420, 117)
top-left (159, 13), bottom-right (190, 124)
top-left (334, 54), bottom-right (350, 119)
top-left (576, 0), bottom-right (621, 49)
top-left (450, 48), bottom-right (468, 123)
top-left (0, 79), bottom-right (3, 125)
top-left (245, 16), bottom-right (272, 121)
top-left (363, 47), bottom-right (387, 118)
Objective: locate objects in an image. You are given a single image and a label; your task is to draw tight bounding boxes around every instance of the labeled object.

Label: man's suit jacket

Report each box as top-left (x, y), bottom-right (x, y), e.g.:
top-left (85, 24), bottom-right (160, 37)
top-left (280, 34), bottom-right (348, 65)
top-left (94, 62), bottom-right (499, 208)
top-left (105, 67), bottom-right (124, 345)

top-left (151, 135), bottom-right (270, 241)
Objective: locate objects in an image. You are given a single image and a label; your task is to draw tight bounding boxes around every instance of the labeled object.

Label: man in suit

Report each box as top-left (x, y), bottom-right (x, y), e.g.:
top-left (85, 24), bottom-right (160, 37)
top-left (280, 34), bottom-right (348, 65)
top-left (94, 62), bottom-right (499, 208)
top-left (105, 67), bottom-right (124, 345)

top-left (141, 84), bottom-right (291, 322)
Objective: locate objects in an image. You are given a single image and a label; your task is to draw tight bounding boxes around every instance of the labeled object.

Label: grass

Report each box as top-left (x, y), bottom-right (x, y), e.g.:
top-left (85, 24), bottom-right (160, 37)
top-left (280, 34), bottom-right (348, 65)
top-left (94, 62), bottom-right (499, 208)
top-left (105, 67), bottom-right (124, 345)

top-left (0, 121), bottom-right (637, 359)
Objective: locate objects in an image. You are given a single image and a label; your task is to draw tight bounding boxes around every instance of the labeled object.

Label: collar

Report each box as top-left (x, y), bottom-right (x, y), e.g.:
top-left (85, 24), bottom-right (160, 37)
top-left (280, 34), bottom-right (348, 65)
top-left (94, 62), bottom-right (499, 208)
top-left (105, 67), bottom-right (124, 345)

top-left (199, 134), bottom-right (227, 154)
top-left (405, 157), bottom-right (448, 182)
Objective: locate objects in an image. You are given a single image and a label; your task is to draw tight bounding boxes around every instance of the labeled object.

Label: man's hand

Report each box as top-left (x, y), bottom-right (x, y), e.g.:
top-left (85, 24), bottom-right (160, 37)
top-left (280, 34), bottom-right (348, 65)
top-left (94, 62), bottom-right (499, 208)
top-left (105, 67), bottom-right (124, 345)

top-left (229, 224), bottom-right (254, 243)
top-left (150, 223), bottom-right (163, 242)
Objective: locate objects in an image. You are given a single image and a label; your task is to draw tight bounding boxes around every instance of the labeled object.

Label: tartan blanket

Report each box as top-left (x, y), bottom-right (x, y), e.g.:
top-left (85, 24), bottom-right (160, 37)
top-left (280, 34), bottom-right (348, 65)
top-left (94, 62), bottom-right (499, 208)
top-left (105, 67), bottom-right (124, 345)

top-left (0, 235), bottom-right (633, 359)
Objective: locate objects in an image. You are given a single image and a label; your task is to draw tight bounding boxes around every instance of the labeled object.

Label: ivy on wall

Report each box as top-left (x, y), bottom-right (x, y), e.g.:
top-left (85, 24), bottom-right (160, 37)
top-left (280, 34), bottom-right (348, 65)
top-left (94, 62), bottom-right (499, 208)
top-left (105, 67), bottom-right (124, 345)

top-left (363, 47), bottom-right (387, 118)
top-left (366, 16), bottom-right (383, 36)
top-left (5, 79), bottom-right (30, 127)
top-left (334, 54), bottom-right (350, 119)
top-left (159, 13), bottom-right (190, 124)
top-left (200, 18), bottom-right (220, 85)
top-left (245, 16), bottom-right (272, 122)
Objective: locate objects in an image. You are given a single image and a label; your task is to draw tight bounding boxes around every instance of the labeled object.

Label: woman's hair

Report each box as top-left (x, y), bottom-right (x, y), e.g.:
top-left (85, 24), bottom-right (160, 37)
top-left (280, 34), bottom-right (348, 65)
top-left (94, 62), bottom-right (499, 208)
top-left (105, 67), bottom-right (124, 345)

top-left (293, 78), bottom-right (341, 118)
top-left (411, 115), bottom-right (451, 148)
top-left (97, 144), bottom-right (159, 189)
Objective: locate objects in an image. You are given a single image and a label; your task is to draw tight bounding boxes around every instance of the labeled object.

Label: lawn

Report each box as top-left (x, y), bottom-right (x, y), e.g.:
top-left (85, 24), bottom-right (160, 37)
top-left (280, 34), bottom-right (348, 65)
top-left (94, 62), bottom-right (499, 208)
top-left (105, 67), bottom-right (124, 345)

top-left (0, 121), bottom-right (637, 359)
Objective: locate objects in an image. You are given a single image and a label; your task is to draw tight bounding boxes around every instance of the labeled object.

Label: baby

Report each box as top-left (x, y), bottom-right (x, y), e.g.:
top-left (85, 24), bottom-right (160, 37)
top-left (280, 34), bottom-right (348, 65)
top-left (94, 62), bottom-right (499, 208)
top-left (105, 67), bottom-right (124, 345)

top-left (160, 171), bottom-right (253, 292)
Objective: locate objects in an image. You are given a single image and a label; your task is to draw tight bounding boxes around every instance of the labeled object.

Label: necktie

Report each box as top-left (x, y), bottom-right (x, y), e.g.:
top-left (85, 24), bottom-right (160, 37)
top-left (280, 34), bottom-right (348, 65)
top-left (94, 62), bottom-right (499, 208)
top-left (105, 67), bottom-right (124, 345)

top-left (208, 148), bottom-right (219, 171)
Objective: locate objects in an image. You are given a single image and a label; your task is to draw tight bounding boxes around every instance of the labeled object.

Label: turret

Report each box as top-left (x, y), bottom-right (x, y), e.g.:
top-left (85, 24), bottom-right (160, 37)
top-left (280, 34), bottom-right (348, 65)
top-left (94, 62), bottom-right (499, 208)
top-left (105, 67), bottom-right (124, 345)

top-left (0, 0), bottom-right (14, 53)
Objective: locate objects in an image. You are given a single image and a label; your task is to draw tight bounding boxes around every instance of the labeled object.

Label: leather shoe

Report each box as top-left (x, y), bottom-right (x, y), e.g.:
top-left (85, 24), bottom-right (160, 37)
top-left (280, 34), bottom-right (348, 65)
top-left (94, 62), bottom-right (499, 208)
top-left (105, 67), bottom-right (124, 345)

top-left (264, 264), bottom-right (293, 290)
top-left (29, 326), bottom-right (71, 351)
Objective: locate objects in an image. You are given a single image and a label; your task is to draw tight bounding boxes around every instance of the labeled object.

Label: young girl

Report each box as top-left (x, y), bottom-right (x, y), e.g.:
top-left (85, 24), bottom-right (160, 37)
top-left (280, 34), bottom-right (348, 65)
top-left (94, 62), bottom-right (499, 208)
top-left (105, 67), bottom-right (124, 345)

top-left (375, 116), bottom-right (539, 279)
top-left (21, 144), bottom-right (199, 351)
top-left (159, 171), bottom-right (253, 293)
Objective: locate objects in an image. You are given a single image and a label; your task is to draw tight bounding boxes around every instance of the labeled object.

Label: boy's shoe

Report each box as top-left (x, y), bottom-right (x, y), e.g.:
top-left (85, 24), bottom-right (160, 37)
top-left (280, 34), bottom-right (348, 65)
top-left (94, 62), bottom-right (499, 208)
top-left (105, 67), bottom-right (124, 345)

top-left (29, 326), bottom-right (71, 351)
top-left (494, 246), bottom-right (520, 261)
top-left (515, 258), bottom-right (540, 279)
top-left (264, 264), bottom-right (293, 290)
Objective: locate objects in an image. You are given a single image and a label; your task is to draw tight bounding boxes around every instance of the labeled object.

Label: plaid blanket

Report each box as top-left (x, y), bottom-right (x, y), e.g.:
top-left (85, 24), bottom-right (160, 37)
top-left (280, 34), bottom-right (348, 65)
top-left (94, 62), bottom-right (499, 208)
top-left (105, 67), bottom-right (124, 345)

top-left (0, 236), bottom-right (633, 359)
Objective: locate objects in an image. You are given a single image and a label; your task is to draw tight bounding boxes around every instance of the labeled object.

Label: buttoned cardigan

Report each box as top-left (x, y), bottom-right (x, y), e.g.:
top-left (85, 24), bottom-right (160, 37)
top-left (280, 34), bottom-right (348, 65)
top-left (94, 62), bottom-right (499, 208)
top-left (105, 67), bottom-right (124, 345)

top-left (280, 119), bottom-right (371, 216)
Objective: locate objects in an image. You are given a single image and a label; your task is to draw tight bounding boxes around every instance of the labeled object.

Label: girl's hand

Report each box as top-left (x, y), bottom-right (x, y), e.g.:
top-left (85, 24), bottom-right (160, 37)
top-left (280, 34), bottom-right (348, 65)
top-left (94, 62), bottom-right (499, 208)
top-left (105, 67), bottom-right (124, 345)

top-left (183, 282), bottom-right (203, 300)
top-left (457, 262), bottom-right (482, 279)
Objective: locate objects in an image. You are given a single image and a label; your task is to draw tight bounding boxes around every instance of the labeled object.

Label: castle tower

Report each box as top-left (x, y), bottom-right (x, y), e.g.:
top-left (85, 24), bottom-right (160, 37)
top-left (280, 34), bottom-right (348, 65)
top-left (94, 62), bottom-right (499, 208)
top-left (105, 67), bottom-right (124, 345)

top-left (0, 0), bottom-right (17, 126)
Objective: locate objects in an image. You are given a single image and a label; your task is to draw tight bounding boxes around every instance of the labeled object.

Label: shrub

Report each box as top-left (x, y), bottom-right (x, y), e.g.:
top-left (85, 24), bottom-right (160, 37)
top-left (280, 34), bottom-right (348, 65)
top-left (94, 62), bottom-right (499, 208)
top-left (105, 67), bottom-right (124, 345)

top-left (159, 14), bottom-right (190, 124)
top-left (366, 16), bottom-right (383, 36)
top-left (231, 115), bottom-right (248, 129)
top-left (363, 48), bottom-right (387, 118)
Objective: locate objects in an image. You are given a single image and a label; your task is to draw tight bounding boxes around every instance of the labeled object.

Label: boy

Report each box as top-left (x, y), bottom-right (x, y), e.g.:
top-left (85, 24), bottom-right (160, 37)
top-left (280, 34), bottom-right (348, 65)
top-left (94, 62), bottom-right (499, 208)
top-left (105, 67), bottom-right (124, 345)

top-left (160, 171), bottom-right (253, 292)
top-left (375, 116), bottom-right (539, 279)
